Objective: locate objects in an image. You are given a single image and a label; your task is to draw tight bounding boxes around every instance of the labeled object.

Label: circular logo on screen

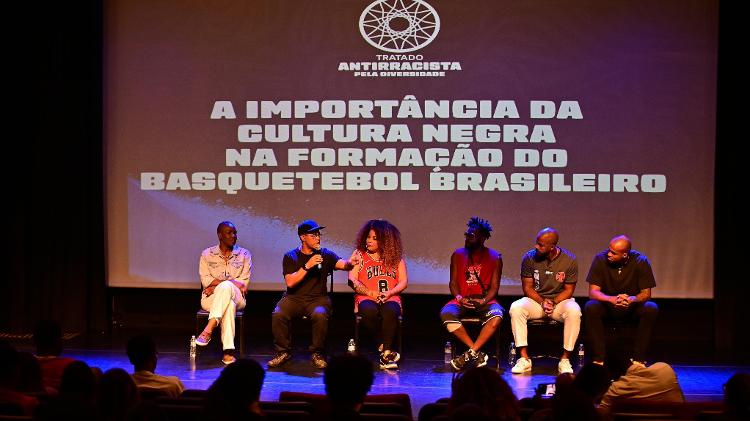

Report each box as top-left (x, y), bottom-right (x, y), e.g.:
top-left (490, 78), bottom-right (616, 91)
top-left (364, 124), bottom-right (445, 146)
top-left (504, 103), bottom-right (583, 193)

top-left (359, 0), bottom-right (440, 53)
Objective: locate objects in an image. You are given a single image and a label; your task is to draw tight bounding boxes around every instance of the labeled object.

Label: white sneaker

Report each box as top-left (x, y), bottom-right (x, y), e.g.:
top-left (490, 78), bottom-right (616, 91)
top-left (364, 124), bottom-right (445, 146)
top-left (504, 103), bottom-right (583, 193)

top-left (511, 357), bottom-right (532, 374)
top-left (558, 358), bottom-right (573, 374)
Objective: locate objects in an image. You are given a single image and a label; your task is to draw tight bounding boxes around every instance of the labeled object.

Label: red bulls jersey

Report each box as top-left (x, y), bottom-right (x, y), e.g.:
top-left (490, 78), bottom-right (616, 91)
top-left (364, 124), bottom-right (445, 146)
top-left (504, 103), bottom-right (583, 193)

top-left (354, 250), bottom-right (403, 311)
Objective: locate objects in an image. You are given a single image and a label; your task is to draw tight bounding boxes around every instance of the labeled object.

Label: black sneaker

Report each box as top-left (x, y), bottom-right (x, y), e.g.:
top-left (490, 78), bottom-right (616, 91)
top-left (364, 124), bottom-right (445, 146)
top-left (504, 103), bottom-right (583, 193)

top-left (474, 351), bottom-right (488, 368)
top-left (310, 353), bottom-right (328, 369)
top-left (450, 350), bottom-right (474, 371)
top-left (379, 351), bottom-right (400, 370)
top-left (267, 352), bottom-right (292, 368)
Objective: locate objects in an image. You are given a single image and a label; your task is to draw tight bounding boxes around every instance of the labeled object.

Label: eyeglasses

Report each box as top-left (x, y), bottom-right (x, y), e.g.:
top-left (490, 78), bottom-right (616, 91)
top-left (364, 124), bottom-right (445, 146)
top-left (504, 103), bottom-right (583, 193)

top-left (307, 232), bottom-right (322, 238)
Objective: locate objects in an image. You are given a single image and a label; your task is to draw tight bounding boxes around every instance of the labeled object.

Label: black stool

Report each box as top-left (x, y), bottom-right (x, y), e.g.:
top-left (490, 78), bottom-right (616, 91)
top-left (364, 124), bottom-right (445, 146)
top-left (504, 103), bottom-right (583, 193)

top-left (526, 318), bottom-right (563, 361)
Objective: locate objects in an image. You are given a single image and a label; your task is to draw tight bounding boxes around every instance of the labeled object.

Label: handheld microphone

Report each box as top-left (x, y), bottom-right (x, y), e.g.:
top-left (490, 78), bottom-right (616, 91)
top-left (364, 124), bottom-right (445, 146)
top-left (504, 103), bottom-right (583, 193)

top-left (313, 245), bottom-right (322, 269)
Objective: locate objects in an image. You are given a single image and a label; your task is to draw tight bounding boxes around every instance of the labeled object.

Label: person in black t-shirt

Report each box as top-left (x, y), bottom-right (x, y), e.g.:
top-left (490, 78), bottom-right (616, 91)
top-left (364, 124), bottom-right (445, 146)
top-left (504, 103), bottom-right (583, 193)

top-left (268, 220), bottom-right (360, 370)
top-left (584, 235), bottom-right (658, 364)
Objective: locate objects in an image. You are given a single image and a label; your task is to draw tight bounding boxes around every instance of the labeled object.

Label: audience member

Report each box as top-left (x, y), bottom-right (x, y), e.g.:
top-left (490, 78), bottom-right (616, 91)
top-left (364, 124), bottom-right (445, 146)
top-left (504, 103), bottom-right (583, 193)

top-left (205, 358), bottom-right (267, 420)
top-left (548, 388), bottom-right (601, 421)
top-left (572, 363), bottom-right (612, 404)
top-left (33, 320), bottom-right (77, 391)
top-left (98, 368), bottom-right (140, 421)
top-left (0, 340), bottom-right (39, 416)
top-left (126, 335), bottom-right (185, 398)
top-left (17, 351), bottom-right (53, 395)
top-left (722, 372), bottom-right (749, 421)
top-left (449, 366), bottom-right (520, 421)
top-left (35, 360), bottom-right (99, 420)
top-left (59, 361), bottom-right (98, 404)
top-left (599, 349), bottom-right (684, 409)
top-left (323, 354), bottom-right (375, 420)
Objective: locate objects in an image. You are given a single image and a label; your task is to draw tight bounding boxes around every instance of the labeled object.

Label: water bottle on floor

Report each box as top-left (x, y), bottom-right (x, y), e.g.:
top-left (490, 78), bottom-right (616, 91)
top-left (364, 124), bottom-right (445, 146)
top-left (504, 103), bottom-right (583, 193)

top-left (189, 335), bottom-right (197, 359)
top-left (189, 355), bottom-right (197, 379)
top-left (444, 341), bottom-right (452, 364)
top-left (347, 338), bottom-right (356, 354)
top-left (508, 341), bottom-right (516, 367)
top-left (577, 343), bottom-right (585, 368)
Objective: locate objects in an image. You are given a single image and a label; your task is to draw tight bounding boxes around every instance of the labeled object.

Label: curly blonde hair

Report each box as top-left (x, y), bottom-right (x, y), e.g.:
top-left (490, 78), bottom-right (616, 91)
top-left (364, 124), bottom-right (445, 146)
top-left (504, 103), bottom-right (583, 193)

top-left (354, 219), bottom-right (403, 271)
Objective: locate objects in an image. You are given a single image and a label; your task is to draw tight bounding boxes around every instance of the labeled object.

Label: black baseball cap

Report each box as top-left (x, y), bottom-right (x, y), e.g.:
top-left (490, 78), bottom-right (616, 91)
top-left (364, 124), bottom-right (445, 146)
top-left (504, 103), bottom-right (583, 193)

top-left (297, 220), bottom-right (325, 235)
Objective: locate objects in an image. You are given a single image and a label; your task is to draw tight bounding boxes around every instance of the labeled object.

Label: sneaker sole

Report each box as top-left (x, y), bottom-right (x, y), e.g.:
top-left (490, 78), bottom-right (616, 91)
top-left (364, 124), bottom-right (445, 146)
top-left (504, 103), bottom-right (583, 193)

top-left (311, 358), bottom-right (327, 369)
top-left (267, 356), bottom-right (291, 368)
top-left (511, 367), bottom-right (532, 374)
top-left (379, 363), bottom-right (398, 370)
top-left (476, 354), bottom-right (489, 368)
top-left (381, 353), bottom-right (401, 364)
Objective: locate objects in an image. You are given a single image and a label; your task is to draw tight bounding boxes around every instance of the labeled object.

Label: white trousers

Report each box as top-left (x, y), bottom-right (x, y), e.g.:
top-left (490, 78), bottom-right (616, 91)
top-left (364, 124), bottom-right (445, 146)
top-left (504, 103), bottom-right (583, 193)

top-left (509, 297), bottom-right (581, 352)
top-left (200, 281), bottom-right (246, 351)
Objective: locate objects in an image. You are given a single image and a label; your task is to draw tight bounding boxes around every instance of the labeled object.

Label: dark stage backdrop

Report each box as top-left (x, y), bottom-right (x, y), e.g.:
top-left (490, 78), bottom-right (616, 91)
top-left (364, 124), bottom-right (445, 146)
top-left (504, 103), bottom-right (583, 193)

top-left (104, 0), bottom-right (717, 298)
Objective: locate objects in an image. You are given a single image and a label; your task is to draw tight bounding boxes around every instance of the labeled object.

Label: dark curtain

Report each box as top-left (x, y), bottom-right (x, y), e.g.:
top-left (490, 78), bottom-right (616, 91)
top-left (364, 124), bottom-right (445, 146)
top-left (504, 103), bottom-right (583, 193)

top-left (3, 1), bottom-right (106, 333)
top-left (714, 1), bottom-right (746, 361)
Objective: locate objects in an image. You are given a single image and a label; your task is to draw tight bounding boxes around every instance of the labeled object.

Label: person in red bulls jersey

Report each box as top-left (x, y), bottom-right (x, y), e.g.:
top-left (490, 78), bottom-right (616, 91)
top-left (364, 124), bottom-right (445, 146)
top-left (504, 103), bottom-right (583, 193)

top-left (348, 219), bottom-right (408, 370)
top-left (440, 217), bottom-right (504, 371)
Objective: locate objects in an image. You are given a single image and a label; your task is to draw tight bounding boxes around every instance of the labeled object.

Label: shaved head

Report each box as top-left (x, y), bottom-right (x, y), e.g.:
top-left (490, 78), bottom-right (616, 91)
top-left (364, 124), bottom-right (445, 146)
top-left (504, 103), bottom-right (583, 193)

top-left (609, 235), bottom-right (631, 253)
top-left (537, 227), bottom-right (559, 245)
top-left (534, 227), bottom-right (560, 259)
top-left (607, 235), bottom-right (632, 264)
top-left (217, 221), bottom-right (236, 233)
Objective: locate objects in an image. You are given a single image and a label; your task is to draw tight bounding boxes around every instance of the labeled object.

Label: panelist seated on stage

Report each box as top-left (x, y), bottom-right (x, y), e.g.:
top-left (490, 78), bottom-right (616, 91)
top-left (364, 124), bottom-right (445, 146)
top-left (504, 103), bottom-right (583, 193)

top-left (584, 235), bottom-right (658, 365)
top-left (348, 219), bottom-right (408, 370)
top-left (126, 335), bottom-right (185, 398)
top-left (440, 217), bottom-right (504, 371)
top-left (196, 221), bottom-right (252, 365)
top-left (509, 227), bottom-right (581, 375)
top-left (268, 219), bottom-right (359, 370)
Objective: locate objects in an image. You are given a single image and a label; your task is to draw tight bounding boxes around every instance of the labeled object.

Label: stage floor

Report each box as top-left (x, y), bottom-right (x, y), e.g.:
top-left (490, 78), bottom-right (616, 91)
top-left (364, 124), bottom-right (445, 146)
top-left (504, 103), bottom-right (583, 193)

top-left (34, 346), bottom-right (746, 418)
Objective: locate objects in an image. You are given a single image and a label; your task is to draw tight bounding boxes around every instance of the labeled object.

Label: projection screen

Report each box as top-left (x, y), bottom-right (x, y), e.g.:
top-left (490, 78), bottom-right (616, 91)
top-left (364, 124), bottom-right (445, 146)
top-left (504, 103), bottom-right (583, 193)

top-left (105, 0), bottom-right (717, 297)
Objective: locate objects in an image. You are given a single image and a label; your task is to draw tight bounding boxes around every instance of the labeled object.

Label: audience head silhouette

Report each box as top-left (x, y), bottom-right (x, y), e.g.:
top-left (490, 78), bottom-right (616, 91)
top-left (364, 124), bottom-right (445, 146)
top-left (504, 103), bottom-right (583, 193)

top-left (449, 366), bottom-right (520, 421)
top-left (324, 354), bottom-right (374, 411)
top-left (34, 320), bottom-right (64, 357)
top-left (126, 334), bottom-right (158, 372)
top-left (206, 358), bottom-right (266, 420)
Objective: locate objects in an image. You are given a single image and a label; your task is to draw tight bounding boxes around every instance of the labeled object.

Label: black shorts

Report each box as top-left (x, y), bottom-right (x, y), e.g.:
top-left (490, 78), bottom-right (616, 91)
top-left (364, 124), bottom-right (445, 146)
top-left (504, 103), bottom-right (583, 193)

top-left (440, 302), bottom-right (504, 325)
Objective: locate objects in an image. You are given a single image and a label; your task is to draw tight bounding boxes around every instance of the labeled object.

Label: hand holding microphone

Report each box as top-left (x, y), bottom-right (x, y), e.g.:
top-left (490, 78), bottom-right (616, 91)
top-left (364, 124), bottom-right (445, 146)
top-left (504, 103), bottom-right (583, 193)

top-left (312, 245), bottom-right (323, 270)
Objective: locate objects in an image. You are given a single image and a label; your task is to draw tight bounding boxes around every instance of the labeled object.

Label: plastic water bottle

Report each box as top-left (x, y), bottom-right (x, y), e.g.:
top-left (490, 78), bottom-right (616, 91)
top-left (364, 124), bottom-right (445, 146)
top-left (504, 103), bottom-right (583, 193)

top-left (444, 341), bottom-right (452, 364)
top-left (508, 341), bottom-right (516, 366)
top-left (189, 335), bottom-right (197, 359)
top-left (188, 356), bottom-right (196, 378)
top-left (577, 343), bottom-right (585, 368)
top-left (347, 338), bottom-right (356, 354)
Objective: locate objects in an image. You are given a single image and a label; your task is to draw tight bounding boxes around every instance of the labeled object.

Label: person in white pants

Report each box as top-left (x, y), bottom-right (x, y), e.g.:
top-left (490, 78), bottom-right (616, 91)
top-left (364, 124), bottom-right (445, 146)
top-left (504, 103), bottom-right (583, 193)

top-left (509, 227), bottom-right (581, 375)
top-left (196, 221), bottom-right (252, 365)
